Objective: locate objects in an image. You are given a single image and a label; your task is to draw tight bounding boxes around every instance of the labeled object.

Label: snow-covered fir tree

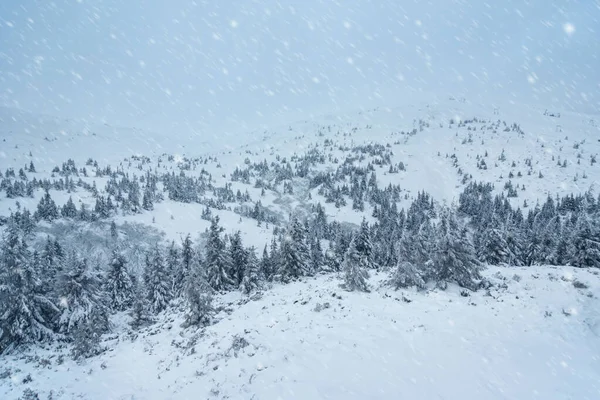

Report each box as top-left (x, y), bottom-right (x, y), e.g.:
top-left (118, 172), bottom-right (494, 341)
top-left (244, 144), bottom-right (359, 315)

top-left (309, 237), bottom-right (324, 275)
top-left (432, 208), bottom-right (482, 290)
top-left (354, 217), bottom-right (375, 269)
top-left (571, 214), bottom-right (600, 268)
top-left (342, 237), bottom-right (370, 292)
top-left (129, 280), bottom-right (153, 330)
top-left (56, 253), bottom-right (109, 336)
top-left (61, 196), bottom-right (78, 219)
top-left (241, 247), bottom-right (261, 295)
top-left (104, 250), bottom-right (134, 311)
top-left (143, 247), bottom-right (172, 314)
top-left (229, 231), bottom-right (248, 287)
top-left (279, 217), bottom-right (310, 282)
top-left (34, 191), bottom-right (59, 222)
top-left (183, 256), bottom-right (213, 327)
top-left (390, 260), bottom-right (426, 290)
top-left (204, 217), bottom-right (234, 291)
top-left (166, 240), bottom-right (181, 295)
top-left (71, 305), bottom-right (108, 359)
top-left (0, 223), bottom-right (59, 353)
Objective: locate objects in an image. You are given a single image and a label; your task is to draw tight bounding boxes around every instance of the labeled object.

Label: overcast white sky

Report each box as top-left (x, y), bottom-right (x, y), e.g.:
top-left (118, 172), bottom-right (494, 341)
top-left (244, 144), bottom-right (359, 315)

top-left (1, 0), bottom-right (598, 135)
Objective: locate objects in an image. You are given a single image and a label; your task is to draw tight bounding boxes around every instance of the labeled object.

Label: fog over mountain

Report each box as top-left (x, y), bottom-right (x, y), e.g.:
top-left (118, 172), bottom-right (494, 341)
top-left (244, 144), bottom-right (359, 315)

top-left (1, 0), bottom-right (599, 135)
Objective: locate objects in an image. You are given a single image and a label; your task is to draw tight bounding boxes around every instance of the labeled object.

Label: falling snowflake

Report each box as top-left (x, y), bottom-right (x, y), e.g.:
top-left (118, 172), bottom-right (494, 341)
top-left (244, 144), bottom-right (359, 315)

top-left (563, 23), bottom-right (575, 36)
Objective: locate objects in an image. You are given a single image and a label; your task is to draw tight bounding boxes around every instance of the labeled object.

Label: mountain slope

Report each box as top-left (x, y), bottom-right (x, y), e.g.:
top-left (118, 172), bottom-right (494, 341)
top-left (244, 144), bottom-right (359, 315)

top-left (1, 266), bottom-right (598, 400)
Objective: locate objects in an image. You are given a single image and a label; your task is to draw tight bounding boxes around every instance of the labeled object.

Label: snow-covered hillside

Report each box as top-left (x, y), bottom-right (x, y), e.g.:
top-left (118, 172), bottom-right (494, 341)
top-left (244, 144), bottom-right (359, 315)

top-left (1, 98), bottom-right (600, 400)
top-left (1, 266), bottom-right (599, 400)
top-left (2, 0), bottom-right (599, 398)
top-left (2, 98), bottom-right (599, 242)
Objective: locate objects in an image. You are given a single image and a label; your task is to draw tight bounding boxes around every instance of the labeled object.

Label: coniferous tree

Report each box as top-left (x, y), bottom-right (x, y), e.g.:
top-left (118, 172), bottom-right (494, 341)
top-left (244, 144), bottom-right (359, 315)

top-left (71, 305), bottom-right (108, 359)
top-left (241, 247), bottom-right (261, 295)
top-left (166, 240), bottom-right (181, 295)
top-left (0, 224), bottom-right (59, 353)
top-left (570, 214), bottom-right (600, 268)
top-left (354, 218), bottom-right (374, 268)
top-left (129, 280), bottom-right (153, 329)
top-left (183, 256), bottom-right (213, 327)
top-left (104, 250), bottom-right (134, 311)
top-left (204, 217), bottom-right (234, 291)
top-left (432, 208), bottom-right (482, 290)
top-left (61, 196), bottom-right (78, 219)
top-left (177, 235), bottom-right (194, 294)
top-left (110, 221), bottom-right (119, 241)
top-left (279, 217), bottom-right (310, 282)
top-left (309, 237), bottom-right (324, 275)
top-left (143, 247), bottom-right (171, 314)
top-left (341, 237), bottom-right (370, 292)
top-left (259, 244), bottom-right (275, 282)
top-left (229, 231), bottom-right (247, 286)
top-left (142, 186), bottom-right (154, 211)
top-left (477, 226), bottom-right (509, 265)
top-left (57, 253), bottom-right (108, 336)
top-left (391, 260), bottom-right (426, 290)
top-left (34, 191), bottom-right (59, 222)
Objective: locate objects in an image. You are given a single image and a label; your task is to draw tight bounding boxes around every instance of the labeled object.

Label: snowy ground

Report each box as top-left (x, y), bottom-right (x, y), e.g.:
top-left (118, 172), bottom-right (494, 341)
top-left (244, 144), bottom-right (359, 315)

top-left (1, 265), bottom-right (599, 400)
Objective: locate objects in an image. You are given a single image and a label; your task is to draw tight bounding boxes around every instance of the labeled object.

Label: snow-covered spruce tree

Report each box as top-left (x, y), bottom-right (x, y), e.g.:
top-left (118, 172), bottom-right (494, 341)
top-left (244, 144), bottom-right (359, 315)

top-left (309, 237), bottom-right (324, 275)
top-left (241, 247), bottom-right (261, 295)
top-left (34, 191), bottom-right (59, 222)
top-left (142, 185), bottom-right (153, 211)
top-left (229, 231), bottom-right (248, 287)
top-left (110, 221), bottom-right (119, 241)
top-left (432, 208), bottom-right (482, 290)
top-left (183, 256), bottom-right (213, 327)
top-left (129, 280), bottom-right (153, 329)
top-left (259, 244), bottom-right (275, 282)
top-left (143, 247), bottom-right (172, 314)
top-left (354, 217), bottom-right (375, 269)
top-left (166, 240), bottom-right (181, 296)
top-left (0, 223), bottom-right (59, 353)
top-left (341, 237), bottom-right (370, 292)
top-left (71, 304), bottom-right (108, 359)
top-left (570, 214), bottom-right (600, 268)
top-left (57, 253), bottom-right (108, 337)
top-left (204, 217), bottom-right (234, 291)
top-left (61, 196), bottom-right (78, 219)
top-left (278, 217), bottom-right (310, 282)
top-left (390, 261), bottom-right (426, 290)
top-left (476, 225), bottom-right (509, 265)
top-left (104, 250), bottom-right (134, 311)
